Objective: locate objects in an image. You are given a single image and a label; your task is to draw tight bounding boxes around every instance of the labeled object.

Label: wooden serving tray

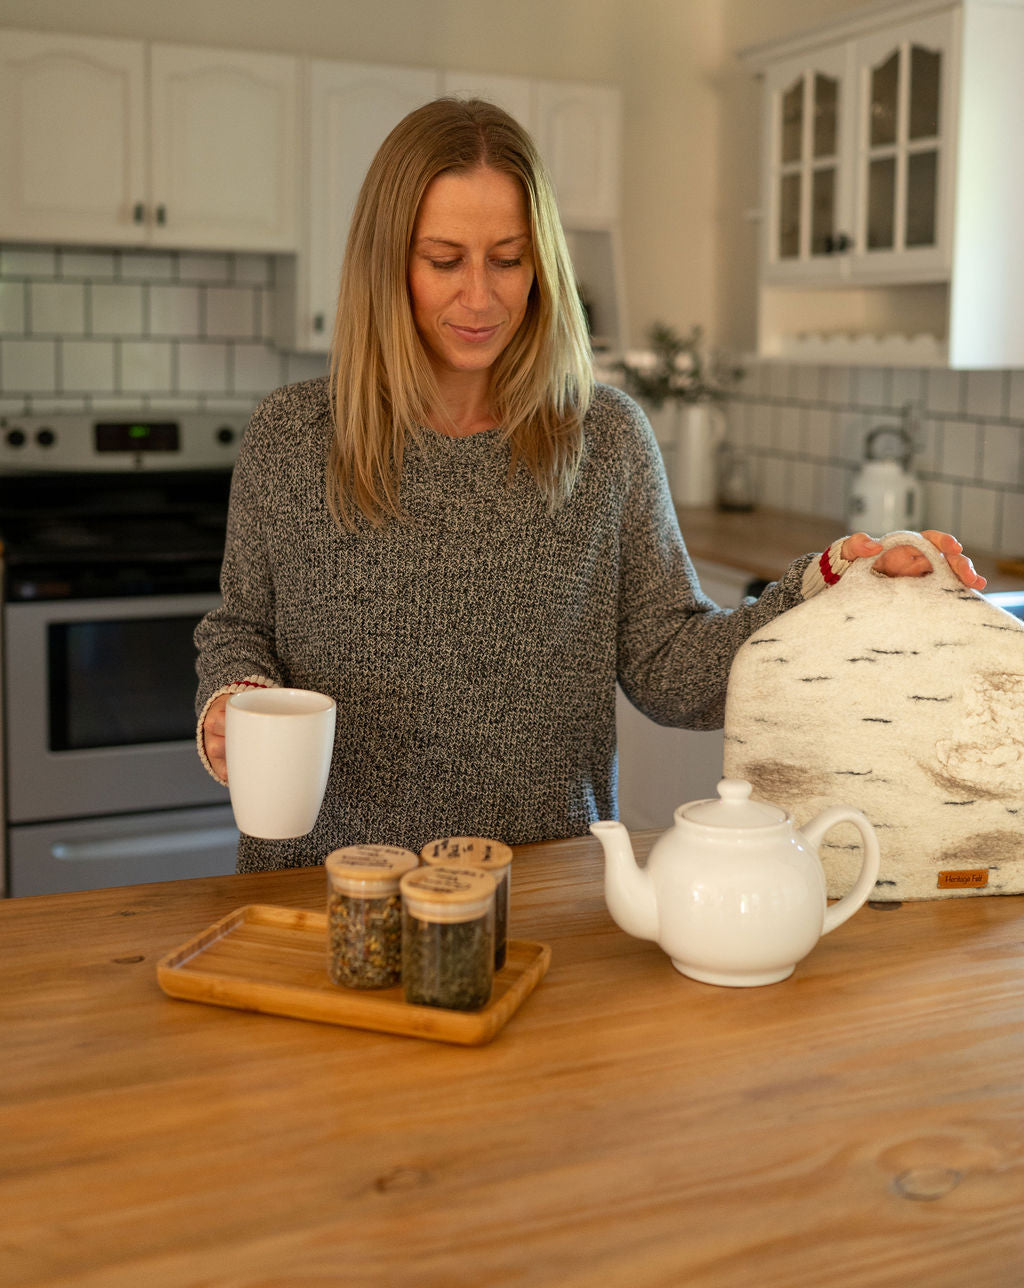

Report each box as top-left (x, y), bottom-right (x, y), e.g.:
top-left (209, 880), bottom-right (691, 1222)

top-left (157, 904), bottom-right (551, 1046)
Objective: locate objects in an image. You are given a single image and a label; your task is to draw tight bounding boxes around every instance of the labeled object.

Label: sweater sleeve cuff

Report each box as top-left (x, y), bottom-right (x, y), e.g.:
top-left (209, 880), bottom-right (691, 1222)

top-left (196, 675), bottom-right (277, 783)
top-left (801, 538), bottom-right (852, 599)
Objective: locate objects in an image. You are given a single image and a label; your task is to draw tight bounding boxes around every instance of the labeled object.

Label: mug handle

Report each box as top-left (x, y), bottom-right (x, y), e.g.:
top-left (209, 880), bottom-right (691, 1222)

top-left (801, 807), bottom-right (882, 934)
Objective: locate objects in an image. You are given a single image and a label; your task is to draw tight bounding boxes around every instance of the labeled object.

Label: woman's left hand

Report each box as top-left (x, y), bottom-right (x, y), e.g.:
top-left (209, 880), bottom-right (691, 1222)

top-left (841, 529), bottom-right (987, 590)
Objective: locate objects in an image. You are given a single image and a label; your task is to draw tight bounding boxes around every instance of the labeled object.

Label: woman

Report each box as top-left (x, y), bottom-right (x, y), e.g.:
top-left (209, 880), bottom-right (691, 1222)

top-left (195, 97), bottom-right (984, 872)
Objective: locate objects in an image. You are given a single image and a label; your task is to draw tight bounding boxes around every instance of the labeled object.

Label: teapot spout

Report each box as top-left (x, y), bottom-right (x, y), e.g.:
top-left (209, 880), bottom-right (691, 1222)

top-left (590, 820), bottom-right (658, 944)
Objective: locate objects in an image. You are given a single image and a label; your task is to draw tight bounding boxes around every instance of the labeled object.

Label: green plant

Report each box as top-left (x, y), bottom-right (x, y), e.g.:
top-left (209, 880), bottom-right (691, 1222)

top-left (618, 322), bottom-right (744, 410)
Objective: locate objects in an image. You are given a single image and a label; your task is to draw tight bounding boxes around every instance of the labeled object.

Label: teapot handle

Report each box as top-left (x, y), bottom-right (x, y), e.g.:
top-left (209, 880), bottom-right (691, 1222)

top-left (801, 807), bottom-right (881, 934)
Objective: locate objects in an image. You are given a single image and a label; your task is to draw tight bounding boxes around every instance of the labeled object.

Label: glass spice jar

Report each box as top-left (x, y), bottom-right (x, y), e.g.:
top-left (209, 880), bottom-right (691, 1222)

top-left (421, 836), bottom-right (513, 970)
top-left (325, 845), bottom-right (419, 989)
top-left (400, 865), bottom-right (496, 1012)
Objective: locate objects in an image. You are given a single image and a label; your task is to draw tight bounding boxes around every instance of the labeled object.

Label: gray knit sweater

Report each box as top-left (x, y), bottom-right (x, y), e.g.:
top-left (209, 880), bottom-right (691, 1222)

top-left (194, 376), bottom-right (812, 871)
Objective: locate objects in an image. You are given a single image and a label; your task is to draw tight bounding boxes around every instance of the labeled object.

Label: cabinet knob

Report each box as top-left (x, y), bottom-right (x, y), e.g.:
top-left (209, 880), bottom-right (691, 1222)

top-left (313, 313), bottom-right (325, 333)
top-left (155, 204), bottom-right (167, 226)
top-left (826, 232), bottom-right (852, 254)
top-left (133, 202), bottom-right (146, 224)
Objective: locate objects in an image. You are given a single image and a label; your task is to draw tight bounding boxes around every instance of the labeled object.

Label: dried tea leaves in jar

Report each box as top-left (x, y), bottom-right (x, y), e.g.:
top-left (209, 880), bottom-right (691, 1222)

top-left (400, 865), bottom-right (496, 1012)
top-left (326, 845), bottom-right (419, 989)
top-left (421, 836), bottom-right (513, 969)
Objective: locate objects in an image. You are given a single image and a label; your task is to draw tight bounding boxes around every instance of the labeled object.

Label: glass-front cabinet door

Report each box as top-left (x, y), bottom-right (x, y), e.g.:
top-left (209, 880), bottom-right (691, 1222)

top-left (852, 12), bottom-right (954, 278)
top-left (762, 48), bottom-right (851, 280)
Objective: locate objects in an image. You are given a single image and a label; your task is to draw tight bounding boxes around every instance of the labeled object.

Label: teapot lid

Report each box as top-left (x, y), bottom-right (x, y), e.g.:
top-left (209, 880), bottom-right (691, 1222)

top-left (680, 779), bottom-right (787, 828)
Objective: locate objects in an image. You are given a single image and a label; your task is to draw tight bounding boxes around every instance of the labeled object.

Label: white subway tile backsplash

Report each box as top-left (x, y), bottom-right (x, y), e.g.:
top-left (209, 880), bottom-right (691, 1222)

top-left (1008, 371), bottom-right (1024, 422)
top-left (61, 340), bottom-right (116, 393)
top-left (925, 368), bottom-right (963, 415)
top-left (61, 250), bottom-right (118, 281)
top-left (1, 247), bottom-right (57, 278)
top-left (283, 352), bottom-right (328, 385)
top-left (924, 479), bottom-right (957, 535)
top-left (205, 288), bottom-right (256, 340)
top-left (30, 282), bottom-right (86, 335)
top-left (767, 363), bottom-right (793, 399)
top-left (234, 256), bottom-right (272, 286)
top-left (0, 282), bottom-right (26, 334)
top-left (957, 484), bottom-right (999, 551)
top-left (818, 462), bottom-right (847, 520)
top-left (888, 367), bottom-right (926, 410)
top-left (979, 423), bottom-right (1023, 486)
top-left (999, 490), bottom-right (1024, 554)
top-left (823, 365), bottom-right (851, 406)
top-left (91, 283), bottom-right (145, 336)
top-left (851, 366), bottom-right (888, 408)
top-left (792, 364), bottom-right (821, 402)
top-left (150, 285), bottom-right (201, 338)
top-left (120, 253), bottom-right (175, 282)
top-left (121, 341), bottom-right (173, 394)
top-left (965, 369), bottom-right (1007, 418)
top-left (234, 343), bottom-right (283, 394)
top-left (940, 421), bottom-right (981, 479)
top-left (2, 338), bottom-right (57, 392)
top-left (178, 341), bottom-right (229, 392)
top-left (179, 253), bottom-right (232, 284)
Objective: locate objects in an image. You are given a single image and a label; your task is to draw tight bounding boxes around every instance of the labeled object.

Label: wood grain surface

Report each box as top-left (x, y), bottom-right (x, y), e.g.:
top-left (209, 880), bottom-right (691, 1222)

top-left (3, 832), bottom-right (1024, 1287)
top-left (157, 903), bottom-right (549, 1044)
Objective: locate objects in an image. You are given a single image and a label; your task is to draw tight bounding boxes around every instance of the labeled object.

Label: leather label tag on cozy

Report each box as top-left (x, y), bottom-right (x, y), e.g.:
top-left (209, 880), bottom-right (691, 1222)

top-left (722, 532), bottom-right (1024, 901)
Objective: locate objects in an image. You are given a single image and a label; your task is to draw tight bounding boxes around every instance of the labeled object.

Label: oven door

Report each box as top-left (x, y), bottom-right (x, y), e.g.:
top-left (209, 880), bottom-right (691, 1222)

top-left (3, 593), bottom-right (228, 823)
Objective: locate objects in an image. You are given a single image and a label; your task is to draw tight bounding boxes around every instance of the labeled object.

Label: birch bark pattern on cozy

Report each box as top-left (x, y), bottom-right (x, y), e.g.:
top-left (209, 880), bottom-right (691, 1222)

top-left (723, 532), bottom-right (1024, 900)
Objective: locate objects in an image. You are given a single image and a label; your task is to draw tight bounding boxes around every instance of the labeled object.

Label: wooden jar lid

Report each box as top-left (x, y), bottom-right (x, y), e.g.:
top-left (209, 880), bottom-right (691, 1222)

top-left (420, 836), bottom-right (513, 872)
top-left (400, 864), bottom-right (496, 922)
top-left (326, 845), bottom-right (419, 890)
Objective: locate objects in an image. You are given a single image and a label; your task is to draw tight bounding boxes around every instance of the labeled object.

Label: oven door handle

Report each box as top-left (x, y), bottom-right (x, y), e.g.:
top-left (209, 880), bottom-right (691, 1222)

top-left (51, 826), bottom-right (239, 863)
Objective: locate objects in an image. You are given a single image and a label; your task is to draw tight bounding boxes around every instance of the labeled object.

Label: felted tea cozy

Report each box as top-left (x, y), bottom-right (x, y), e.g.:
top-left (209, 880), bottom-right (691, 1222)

top-left (722, 532), bottom-right (1024, 900)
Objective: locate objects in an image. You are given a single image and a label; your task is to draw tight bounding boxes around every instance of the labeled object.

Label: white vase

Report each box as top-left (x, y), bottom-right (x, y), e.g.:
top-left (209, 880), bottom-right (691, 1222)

top-left (670, 402), bottom-right (723, 507)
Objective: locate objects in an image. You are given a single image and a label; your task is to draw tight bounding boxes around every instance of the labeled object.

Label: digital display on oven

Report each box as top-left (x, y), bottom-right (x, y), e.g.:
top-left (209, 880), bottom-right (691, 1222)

top-left (94, 421), bottom-right (180, 453)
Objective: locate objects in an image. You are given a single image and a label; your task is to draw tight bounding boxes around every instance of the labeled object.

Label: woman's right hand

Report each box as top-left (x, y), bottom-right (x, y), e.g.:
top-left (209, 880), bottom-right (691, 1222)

top-left (202, 693), bottom-right (231, 783)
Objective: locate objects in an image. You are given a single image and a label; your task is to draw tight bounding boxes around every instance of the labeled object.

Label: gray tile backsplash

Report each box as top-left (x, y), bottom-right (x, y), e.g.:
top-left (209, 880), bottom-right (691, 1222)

top-left (0, 244), bottom-right (325, 417)
top-left (726, 362), bottom-right (1024, 557)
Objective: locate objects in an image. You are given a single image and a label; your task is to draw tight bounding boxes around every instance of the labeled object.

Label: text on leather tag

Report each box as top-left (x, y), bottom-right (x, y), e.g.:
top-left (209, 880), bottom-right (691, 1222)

top-left (937, 869), bottom-right (989, 889)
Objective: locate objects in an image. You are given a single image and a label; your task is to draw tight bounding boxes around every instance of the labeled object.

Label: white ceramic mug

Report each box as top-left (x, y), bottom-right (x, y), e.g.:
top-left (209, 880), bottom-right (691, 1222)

top-left (225, 688), bottom-right (336, 839)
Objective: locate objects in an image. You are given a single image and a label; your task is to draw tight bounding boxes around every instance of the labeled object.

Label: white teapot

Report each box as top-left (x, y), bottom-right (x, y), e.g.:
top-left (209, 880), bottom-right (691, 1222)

top-left (590, 779), bottom-right (881, 987)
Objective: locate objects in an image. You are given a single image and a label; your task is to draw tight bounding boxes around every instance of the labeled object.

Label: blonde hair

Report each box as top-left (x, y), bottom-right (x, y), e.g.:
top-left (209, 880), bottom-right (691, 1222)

top-left (327, 97), bottom-right (593, 528)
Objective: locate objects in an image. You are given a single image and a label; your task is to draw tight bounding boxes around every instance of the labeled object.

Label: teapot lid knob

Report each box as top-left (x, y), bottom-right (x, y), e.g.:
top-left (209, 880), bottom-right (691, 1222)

top-left (679, 778), bottom-right (786, 829)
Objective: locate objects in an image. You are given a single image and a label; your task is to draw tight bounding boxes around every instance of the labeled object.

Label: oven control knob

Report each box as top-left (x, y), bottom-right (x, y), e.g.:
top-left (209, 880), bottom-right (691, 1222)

top-left (35, 427), bottom-right (56, 448)
top-left (216, 426), bottom-right (236, 445)
top-left (5, 428), bottom-right (26, 448)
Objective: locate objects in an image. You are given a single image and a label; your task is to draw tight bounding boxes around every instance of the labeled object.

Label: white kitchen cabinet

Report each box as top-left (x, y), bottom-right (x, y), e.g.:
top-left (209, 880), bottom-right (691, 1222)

top-left (744, 0), bottom-right (1024, 368)
top-left (0, 30), bottom-right (299, 252)
top-left (0, 30), bottom-right (146, 246)
top-left (147, 44), bottom-right (299, 251)
top-left (276, 60), bottom-right (440, 353)
top-left (534, 81), bottom-right (621, 227)
top-left (616, 559), bottom-right (754, 830)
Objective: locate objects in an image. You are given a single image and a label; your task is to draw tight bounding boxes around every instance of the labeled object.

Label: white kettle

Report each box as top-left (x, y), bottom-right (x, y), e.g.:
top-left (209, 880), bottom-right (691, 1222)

top-left (847, 414), bottom-right (923, 534)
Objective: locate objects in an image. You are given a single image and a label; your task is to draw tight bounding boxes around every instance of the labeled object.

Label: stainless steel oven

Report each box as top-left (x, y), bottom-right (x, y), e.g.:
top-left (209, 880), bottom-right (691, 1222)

top-left (0, 411), bottom-right (245, 896)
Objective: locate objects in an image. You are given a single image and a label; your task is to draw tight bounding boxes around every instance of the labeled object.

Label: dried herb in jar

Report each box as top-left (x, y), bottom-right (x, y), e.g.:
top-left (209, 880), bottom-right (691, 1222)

top-left (421, 836), bottom-right (512, 970)
top-left (325, 845), bottom-right (419, 989)
top-left (400, 865), bottom-right (496, 1012)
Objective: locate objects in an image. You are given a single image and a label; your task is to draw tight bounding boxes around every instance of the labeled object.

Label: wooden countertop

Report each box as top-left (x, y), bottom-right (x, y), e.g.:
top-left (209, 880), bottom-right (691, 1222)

top-left (675, 504), bottom-right (1024, 591)
top-left (4, 836), bottom-right (1024, 1287)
